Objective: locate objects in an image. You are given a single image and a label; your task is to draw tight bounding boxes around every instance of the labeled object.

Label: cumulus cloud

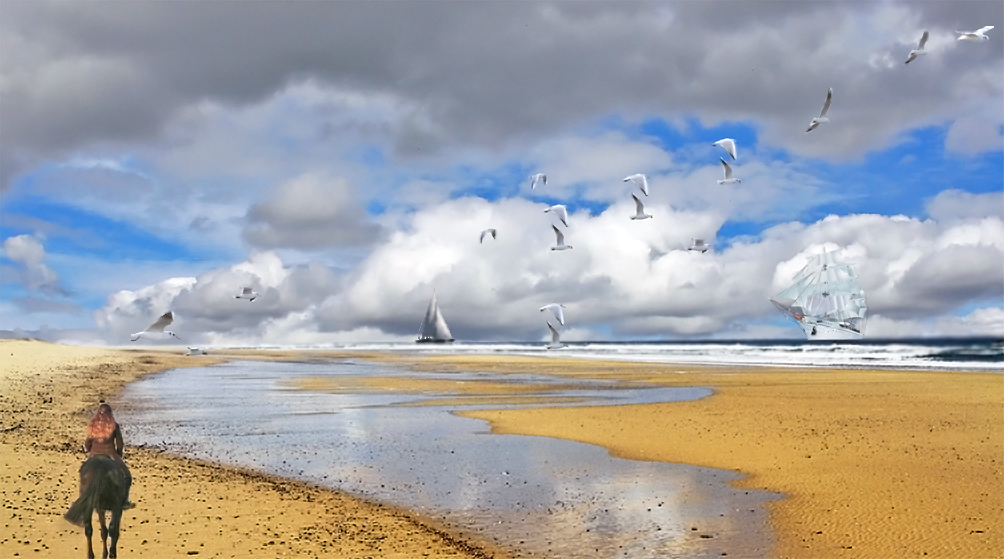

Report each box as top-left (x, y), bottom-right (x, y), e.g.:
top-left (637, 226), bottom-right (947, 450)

top-left (243, 172), bottom-right (384, 249)
top-left (93, 198), bottom-right (1004, 343)
top-left (925, 189), bottom-right (1004, 222)
top-left (1, 235), bottom-right (68, 296)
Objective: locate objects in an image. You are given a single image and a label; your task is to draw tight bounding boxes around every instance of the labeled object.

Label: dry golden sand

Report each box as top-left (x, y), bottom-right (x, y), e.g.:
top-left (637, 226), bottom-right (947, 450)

top-left (376, 354), bottom-right (1001, 559)
top-left (0, 340), bottom-right (507, 559)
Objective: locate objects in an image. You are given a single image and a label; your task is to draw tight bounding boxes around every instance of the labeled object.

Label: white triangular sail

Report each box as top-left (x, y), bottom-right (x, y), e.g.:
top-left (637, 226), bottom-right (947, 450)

top-left (417, 292), bottom-right (454, 342)
top-left (770, 250), bottom-right (867, 339)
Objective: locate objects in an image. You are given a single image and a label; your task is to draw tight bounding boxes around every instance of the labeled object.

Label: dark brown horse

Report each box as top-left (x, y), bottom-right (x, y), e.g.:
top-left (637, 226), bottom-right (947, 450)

top-left (65, 455), bottom-right (131, 559)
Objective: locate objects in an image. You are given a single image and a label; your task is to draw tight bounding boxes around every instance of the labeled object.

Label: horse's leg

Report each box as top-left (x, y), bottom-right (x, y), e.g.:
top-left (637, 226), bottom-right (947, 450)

top-left (107, 505), bottom-right (121, 557)
top-left (97, 509), bottom-right (109, 559)
top-left (84, 508), bottom-right (95, 559)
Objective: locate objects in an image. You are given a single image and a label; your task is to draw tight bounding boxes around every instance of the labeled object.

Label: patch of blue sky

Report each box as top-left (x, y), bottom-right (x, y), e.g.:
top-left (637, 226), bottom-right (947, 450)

top-left (637, 117), bottom-right (765, 169)
top-left (807, 126), bottom-right (1003, 220)
top-left (0, 196), bottom-right (205, 263)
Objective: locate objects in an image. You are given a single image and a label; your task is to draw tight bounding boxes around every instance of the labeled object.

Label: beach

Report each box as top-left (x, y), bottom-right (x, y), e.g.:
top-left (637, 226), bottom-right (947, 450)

top-left (0, 340), bottom-right (506, 558)
top-left (2, 341), bottom-right (1001, 558)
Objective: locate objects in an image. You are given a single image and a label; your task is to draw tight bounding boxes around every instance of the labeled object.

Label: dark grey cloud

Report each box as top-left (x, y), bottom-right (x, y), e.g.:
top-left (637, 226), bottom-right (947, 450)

top-left (3, 1), bottom-right (1001, 190)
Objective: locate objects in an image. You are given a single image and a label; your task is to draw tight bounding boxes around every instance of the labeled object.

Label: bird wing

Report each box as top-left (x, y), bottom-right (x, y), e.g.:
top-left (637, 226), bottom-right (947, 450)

top-left (147, 311), bottom-right (174, 332)
top-left (715, 139), bottom-right (737, 159)
top-left (490, 228), bottom-right (497, 239)
top-left (639, 175), bottom-right (649, 195)
top-left (547, 322), bottom-right (561, 344)
top-left (918, 30), bottom-right (929, 49)
top-left (555, 205), bottom-right (569, 226)
top-left (720, 158), bottom-right (733, 179)
top-left (632, 193), bottom-right (645, 214)
top-left (552, 224), bottom-right (565, 245)
top-left (976, 26), bottom-right (994, 35)
top-left (819, 88), bottom-right (832, 117)
top-left (480, 230), bottom-right (488, 243)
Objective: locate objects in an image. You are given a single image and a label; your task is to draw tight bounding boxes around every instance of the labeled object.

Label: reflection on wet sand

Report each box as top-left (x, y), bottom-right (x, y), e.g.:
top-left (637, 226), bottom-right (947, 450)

top-left (120, 359), bottom-right (779, 558)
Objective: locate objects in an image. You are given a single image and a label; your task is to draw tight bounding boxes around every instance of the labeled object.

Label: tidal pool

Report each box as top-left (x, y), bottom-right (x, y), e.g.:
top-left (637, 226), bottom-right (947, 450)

top-left (119, 359), bottom-right (779, 558)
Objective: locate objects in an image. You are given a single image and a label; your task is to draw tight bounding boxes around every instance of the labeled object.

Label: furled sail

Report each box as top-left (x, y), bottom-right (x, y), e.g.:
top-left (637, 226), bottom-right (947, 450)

top-left (417, 292), bottom-right (454, 343)
top-left (770, 250), bottom-right (867, 340)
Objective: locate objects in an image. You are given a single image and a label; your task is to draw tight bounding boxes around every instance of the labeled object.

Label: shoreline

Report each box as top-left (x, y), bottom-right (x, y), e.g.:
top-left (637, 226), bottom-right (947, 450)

top-left (3, 341), bottom-right (1000, 558)
top-left (0, 340), bottom-right (510, 558)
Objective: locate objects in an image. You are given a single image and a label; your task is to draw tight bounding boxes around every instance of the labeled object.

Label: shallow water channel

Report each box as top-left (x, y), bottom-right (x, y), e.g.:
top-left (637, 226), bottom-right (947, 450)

top-left (119, 359), bottom-right (779, 558)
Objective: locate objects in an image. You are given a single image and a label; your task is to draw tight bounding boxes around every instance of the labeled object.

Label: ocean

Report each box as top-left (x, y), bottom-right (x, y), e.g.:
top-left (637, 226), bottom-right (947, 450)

top-left (235, 336), bottom-right (1002, 371)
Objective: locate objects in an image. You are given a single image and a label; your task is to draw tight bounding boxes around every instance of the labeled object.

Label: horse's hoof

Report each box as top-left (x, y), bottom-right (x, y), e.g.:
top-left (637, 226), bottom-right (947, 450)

top-left (122, 501), bottom-right (136, 510)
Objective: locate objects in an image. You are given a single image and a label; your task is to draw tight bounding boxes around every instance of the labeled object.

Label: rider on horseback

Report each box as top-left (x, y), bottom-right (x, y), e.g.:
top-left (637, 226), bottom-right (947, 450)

top-left (84, 402), bottom-right (135, 509)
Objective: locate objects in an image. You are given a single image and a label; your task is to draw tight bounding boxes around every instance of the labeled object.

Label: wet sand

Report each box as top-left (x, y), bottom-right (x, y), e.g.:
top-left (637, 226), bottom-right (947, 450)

top-left (0, 341), bottom-right (506, 558)
top-left (3, 342), bottom-right (1000, 558)
top-left (389, 354), bottom-right (1001, 559)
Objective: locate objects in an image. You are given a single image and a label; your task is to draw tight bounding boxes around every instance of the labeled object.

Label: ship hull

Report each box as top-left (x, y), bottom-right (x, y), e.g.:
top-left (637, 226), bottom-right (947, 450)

top-left (798, 320), bottom-right (863, 340)
top-left (416, 338), bottom-right (454, 343)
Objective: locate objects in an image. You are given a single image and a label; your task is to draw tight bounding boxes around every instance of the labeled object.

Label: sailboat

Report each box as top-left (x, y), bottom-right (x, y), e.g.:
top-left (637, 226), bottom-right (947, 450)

top-left (416, 292), bottom-right (454, 343)
top-left (769, 250), bottom-right (867, 340)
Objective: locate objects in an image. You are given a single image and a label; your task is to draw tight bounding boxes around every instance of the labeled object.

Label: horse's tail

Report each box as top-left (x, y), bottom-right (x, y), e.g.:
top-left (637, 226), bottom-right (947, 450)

top-left (65, 455), bottom-right (124, 527)
top-left (65, 476), bottom-right (103, 527)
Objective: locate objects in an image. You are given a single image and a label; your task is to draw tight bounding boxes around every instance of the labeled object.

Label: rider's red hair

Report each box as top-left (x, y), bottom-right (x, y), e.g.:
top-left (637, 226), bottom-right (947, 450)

top-left (86, 402), bottom-right (117, 440)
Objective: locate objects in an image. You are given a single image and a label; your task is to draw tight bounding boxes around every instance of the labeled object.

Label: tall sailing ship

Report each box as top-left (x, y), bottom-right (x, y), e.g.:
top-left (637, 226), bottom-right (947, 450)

top-left (769, 250), bottom-right (867, 340)
top-left (416, 292), bottom-right (454, 343)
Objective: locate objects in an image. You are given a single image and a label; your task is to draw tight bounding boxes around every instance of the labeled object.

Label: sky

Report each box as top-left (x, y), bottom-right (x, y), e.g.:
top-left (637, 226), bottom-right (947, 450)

top-left (1, 0), bottom-right (1002, 345)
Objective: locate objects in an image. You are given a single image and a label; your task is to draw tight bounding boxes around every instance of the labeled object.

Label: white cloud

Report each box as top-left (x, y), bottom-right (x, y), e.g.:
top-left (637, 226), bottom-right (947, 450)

top-left (2, 234), bottom-right (66, 295)
top-left (91, 197), bottom-right (1003, 343)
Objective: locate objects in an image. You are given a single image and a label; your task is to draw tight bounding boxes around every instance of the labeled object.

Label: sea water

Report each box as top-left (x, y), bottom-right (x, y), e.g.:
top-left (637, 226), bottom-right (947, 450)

top-left (240, 337), bottom-right (1002, 370)
top-left (120, 359), bottom-right (781, 558)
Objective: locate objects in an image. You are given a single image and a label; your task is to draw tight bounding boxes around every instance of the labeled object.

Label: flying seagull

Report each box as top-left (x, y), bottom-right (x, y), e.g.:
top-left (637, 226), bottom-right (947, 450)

top-left (235, 286), bottom-right (260, 302)
top-left (717, 158), bottom-right (741, 185)
top-left (530, 173), bottom-right (547, 190)
top-left (956, 26), bottom-right (993, 42)
top-left (805, 87), bottom-right (833, 133)
top-left (544, 204), bottom-right (570, 227)
top-left (623, 174), bottom-right (649, 196)
top-left (479, 228), bottom-right (497, 243)
top-left (630, 193), bottom-right (653, 220)
top-left (550, 224), bottom-right (572, 251)
top-left (905, 31), bottom-right (929, 63)
top-left (131, 312), bottom-right (180, 342)
top-left (688, 238), bottom-right (710, 253)
top-left (539, 303), bottom-right (567, 325)
top-left (546, 321), bottom-right (565, 350)
top-left (712, 138), bottom-right (737, 160)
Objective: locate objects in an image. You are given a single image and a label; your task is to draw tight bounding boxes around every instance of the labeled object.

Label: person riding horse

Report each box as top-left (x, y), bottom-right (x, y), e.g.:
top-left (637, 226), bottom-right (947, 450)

top-left (84, 402), bottom-right (134, 509)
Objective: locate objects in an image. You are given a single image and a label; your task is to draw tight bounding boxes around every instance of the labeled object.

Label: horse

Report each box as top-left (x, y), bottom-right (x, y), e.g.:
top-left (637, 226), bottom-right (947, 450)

top-left (65, 455), bottom-right (131, 559)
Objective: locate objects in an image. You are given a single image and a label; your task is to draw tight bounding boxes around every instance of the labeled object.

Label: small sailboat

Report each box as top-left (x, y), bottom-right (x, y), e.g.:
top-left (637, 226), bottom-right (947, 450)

top-left (769, 250), bottom-right (867, 340)
top-left (416, 292), bottom-right (454, 343)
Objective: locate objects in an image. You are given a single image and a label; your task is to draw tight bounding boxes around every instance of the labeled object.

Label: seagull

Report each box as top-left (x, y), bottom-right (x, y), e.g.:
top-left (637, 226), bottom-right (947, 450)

top-left (688, 238), bottom-right (710, 253)
top-left (187, 347), bottom-right (207, 356)
top-left (530, 173), bottom-right (547, 190)
top-left (235, 286), bottom-right (260, 302)
top-left (630, 193), bottom-right (652, 220)
top-left (539, 303), bottom-right (567, 325)
top-left (480, 228), bottom-right (497, 243)
top-left (712, 138), bottom-right (737, 160)
top-left (623, 174), bottom-right (649, 196)
top-left (546, 321), bottom-right (565, 350)
top-left (905, 31), bottom-right (929, 63)
top-left (550, 224), bottom-right (572, 251)
top-left (717, 158), bottom-right (741, 185)
top-left (956, 26), bottom-right (993, 42)
top-left (544, 204), bottom-right (570, 227)
top-left (131, 312), bottom-right (180, 342)
top-left (805, 87), bottom-right (832, 133)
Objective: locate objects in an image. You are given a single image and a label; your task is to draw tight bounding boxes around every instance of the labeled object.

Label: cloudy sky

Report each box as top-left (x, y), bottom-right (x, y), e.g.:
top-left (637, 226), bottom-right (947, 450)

top-left (1, 1), bottom-right (1001, 345)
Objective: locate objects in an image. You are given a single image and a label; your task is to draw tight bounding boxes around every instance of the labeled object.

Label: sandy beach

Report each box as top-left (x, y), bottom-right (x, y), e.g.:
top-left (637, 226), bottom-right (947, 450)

top-left (2, 342), bottom-right (1001, 558)
top-left (0, 340), bottom-right (506, 559)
